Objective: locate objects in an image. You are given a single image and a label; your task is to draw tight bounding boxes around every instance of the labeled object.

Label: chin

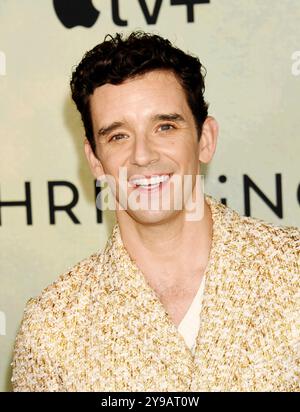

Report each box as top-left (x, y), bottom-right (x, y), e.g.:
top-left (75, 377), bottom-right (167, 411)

top-left (127, 208), bottom-right (181, 226)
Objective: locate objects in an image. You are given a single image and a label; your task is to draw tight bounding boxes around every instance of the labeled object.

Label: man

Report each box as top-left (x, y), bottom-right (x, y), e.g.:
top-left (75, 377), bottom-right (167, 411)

top-left (11, 31), bottom-right (299, 391)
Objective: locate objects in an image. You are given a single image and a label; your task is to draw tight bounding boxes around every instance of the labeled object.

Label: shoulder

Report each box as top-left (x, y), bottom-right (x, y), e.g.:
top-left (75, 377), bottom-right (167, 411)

top-left (207, 194), bottom-right (299, 256)
top-left (11, 249), bottom-right (105, 390)
top-left (235, 212), bottom-right (299, 265)
top-left (14, 248), bottom-right (106, 350)
top-left (217, 197), bottom-right (300, 262)
top-left (209, 196), bottom-right (300, 295)
top-left (223, 206), bottom-right (300, 317)
top-left (23, 249), bottom-right (104, 322)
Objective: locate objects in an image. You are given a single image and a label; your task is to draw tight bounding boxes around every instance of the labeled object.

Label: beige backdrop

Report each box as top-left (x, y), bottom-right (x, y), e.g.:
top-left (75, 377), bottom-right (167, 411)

top-left (1, 0), bottom-right (299, 392)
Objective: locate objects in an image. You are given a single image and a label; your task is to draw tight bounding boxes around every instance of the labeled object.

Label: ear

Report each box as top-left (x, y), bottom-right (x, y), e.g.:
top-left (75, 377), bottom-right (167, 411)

top-left (198, 116), bottom-right (219, 163)
top-left (84, 138), bottom-right (105, 180)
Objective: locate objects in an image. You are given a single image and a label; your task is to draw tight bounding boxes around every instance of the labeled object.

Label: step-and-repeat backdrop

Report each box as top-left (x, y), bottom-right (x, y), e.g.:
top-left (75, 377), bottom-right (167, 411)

top-left (1, 0), bottom-right (299, 391)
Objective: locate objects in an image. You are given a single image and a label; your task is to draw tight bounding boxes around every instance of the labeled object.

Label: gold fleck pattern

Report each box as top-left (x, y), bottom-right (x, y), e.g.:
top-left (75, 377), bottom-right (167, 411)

top-left (11, 194), bottom-right (300, 391)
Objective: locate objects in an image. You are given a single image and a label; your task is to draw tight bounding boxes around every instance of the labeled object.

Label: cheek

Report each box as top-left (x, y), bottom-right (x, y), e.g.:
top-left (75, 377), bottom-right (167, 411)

top-left (100, 153), bottom-right (127, 182)
top-left (166, 142), bottom-right (198, 165)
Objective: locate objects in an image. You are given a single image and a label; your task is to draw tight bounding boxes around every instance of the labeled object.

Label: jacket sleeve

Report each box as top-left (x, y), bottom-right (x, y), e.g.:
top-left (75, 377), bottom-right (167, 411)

top-left (11, 297), bottom-right (61, 392)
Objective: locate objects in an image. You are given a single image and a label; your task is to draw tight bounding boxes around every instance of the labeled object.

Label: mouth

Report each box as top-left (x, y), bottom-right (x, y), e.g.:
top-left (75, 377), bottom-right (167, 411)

top-left (128, 173), bottom-right (173, 192)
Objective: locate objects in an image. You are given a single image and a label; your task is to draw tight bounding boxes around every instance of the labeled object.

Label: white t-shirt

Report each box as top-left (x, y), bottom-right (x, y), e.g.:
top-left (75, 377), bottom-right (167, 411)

top-left (177, 274), bottom-right (206, 355)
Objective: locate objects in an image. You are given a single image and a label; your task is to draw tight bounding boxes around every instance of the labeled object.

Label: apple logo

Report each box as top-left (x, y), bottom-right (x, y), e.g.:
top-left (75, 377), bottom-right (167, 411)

top-left (53, 0), bottom-right (100, 29)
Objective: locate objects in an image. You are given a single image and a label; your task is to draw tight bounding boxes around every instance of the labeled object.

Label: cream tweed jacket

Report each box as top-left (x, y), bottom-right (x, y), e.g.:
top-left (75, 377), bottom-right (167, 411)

top-left (11, 194), bottom-right (300, 391)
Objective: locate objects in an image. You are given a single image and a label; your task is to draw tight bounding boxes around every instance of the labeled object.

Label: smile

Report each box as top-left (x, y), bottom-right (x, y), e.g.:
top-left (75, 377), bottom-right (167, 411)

top-left (129, 173), bottom-right (173, 192)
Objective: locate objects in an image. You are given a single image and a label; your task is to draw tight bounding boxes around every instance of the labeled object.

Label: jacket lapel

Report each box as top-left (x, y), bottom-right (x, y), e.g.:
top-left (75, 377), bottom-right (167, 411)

top-left (190, 197), bottom-right (260, 391)
top-left (100, 222), bottom-right (195, 390)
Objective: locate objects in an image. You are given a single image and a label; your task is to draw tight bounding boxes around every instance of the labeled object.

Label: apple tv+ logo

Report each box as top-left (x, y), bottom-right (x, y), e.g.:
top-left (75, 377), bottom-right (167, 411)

top-left (53, 0), bottom-right (210, 29)
top-left (53, 0), bottom-right (100, 28)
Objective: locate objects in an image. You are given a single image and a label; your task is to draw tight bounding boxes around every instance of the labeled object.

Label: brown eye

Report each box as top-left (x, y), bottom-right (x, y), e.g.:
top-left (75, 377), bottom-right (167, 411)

top-left (110, 134), bottom-right (126, 142)
top-left (159, 124), bottom-right (175, 132)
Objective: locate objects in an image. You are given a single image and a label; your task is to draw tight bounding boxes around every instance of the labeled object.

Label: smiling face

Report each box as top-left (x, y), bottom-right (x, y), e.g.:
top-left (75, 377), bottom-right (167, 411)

top-left (85, 69), bottom-right (218, 224)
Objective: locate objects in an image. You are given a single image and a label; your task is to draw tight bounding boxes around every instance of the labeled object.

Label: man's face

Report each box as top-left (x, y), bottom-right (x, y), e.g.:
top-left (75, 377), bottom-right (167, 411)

top-left (87, 69), bottom-right (210, 224)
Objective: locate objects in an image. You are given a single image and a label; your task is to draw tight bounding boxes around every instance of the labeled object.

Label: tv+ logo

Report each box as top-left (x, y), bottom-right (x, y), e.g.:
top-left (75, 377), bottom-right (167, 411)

top-left (53, 0), bottom-right (210, 29)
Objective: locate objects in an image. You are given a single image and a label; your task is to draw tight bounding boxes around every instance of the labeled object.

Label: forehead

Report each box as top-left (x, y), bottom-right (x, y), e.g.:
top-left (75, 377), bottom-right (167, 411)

top-left (89, 69), bottom-right (190, 121)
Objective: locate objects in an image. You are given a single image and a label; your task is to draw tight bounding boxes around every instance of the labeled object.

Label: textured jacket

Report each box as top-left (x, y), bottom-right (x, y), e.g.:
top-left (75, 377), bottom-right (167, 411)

top-left (11, 194), bottom-right (300, 391)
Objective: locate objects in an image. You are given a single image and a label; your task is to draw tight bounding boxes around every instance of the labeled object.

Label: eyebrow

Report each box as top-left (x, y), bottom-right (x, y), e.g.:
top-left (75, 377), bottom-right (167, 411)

top-left (97, 113), bottom-right (186, 138)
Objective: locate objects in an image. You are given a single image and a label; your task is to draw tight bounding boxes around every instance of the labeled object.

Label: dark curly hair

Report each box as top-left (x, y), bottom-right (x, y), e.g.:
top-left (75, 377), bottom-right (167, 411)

top-left (70, 30), bottom-right (209, 154)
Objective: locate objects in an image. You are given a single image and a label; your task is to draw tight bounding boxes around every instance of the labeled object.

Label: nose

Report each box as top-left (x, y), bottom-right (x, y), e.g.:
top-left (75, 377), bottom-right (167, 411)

top-left (130, 134), bottom-right (160, 167)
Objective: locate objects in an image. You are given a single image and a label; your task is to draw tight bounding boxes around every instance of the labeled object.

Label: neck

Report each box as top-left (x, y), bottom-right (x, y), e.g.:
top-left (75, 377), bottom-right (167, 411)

top-left (115, 196), bottom-right (213, 286)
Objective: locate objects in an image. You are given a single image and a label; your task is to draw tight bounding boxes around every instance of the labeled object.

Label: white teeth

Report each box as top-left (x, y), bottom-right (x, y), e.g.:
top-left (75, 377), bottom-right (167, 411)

top-left (131, 174), bottom-right (170, 187)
